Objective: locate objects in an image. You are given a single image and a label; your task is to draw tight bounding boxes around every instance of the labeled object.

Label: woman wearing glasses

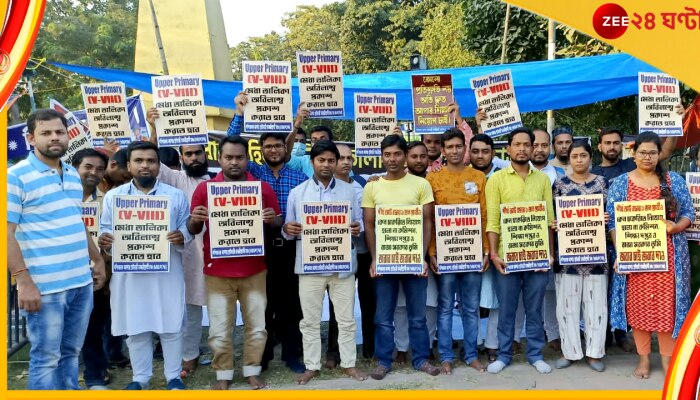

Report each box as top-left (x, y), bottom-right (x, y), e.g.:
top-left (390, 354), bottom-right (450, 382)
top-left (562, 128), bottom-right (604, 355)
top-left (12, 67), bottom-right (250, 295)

top-left (607, 131), bottom-right (695, 379)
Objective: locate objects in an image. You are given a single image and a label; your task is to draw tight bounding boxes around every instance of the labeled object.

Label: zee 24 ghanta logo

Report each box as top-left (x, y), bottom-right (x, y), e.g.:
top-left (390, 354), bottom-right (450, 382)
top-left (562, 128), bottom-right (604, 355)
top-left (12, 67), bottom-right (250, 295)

top-left (592, 3), bottom-right (700, 39)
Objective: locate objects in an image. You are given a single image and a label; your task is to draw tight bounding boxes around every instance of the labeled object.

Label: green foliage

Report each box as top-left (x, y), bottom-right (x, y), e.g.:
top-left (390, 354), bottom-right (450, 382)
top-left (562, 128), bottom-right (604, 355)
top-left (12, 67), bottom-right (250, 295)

top-left (17, 0), bottom-right (137, 117)
top-left (417, 2), bottom-right (480, 69)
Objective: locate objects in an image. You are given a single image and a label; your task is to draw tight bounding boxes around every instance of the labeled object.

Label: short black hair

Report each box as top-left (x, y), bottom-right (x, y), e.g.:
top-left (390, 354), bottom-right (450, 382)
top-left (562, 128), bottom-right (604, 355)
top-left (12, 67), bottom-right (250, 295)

top-left (552, 126), bottom-right (573, 143)
top-left (310, 140), bottom-right (340, 161)
top-left (71, 148), bottom-right (108, 169)
top-left (568, 139), bottom-right (593, 157)
top-left (470, 134), bottom-right (494, 150)
top-left (111, 149), bottom-right (128, 168)
top-left (27, 109), bottom-right (68, 135)
top-left (441, 128), bottom-right (465, 146)
top-left (260, 132), bottom-right (286, 145)
top-left (407, 141), bottom-right (427, 153)
top-left (310, 126), bottom-right (333, 142)
top-left (219, 135), bottom-right (249, 155)
top-left (507, 127), bottom-right (535, 146)
top-left (296, 128), bottom-right (307, 138)
top-left (381, 134), bottom-right (408, 153)
top-left (158, 147), bottom-right (181, 168)
top-left (599, 127), bottom-right (623, 142)
top-left (126, 141), bottom-right (160, 162)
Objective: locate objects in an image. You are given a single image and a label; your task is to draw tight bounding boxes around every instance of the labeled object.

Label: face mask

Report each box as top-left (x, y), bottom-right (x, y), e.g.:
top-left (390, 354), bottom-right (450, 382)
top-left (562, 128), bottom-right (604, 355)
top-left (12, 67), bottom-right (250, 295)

top-left (293, 142), bottom-right (306, 156)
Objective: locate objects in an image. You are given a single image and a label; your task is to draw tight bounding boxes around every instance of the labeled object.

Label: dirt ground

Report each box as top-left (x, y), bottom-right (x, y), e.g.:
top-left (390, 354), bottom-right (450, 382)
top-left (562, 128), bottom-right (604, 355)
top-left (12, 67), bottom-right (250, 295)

top-left (7, 322), bottom-right (666, 391)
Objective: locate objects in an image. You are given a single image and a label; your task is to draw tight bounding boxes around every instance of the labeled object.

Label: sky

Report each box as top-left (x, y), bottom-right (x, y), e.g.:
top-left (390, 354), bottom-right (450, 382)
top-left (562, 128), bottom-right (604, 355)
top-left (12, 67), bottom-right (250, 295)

top-left (220, 0), bottom-right (337, 47)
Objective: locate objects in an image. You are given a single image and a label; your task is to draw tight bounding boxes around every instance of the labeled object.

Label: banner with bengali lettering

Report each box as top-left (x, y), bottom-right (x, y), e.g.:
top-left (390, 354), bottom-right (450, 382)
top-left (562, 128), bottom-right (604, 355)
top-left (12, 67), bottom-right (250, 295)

top-left (301, 201), bottom-right (352, 273)
top-left (375, 205), bottom-right (423, 274)
top-left (242, 61), bottom-right (293, 132)
top-left (151, 74), bottom-right (209, 147)
top-left (112, 195), bottom-right (170, 273)
top-left (207, 181), bottom-right (264, 258)
top-left (686, 172), bottom-right (700, 241)
top-left (80, 82), bottom-right (132, 147)
top-left (411, 74), bottom-right (454, 134)
top-left (470, 69), bottom-right (523, 138)
top-left (435, 204), bottom-right (483, 273)
top-left (555, 194), bottom-right (607, 266)
top-left (82, 202), bottom-right (100, 248)
top-left (354, 93), bottom-right (397, 157)
top-left (614, 199), bottom-right (668, 272)
top-left (297, 51), bottom-right (344, 118)
top-left (500, 201), bottom-right (550, 273)
top-left (638, 72), bottom-right (683, 136)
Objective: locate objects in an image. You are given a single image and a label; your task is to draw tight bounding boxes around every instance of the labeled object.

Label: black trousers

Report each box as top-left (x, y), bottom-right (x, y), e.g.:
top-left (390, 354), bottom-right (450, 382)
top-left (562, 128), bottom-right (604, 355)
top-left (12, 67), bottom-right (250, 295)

top-left (327, 251), bottom-right (376, 361)
top-left (263, 238), bottom-right (303, 362)
top-left (82, 288), bottom-right (110, 386)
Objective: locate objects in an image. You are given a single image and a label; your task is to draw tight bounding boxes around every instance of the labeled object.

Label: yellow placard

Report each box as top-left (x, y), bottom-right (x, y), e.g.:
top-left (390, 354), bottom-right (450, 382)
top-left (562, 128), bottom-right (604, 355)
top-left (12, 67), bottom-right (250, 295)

top-left (500, 201), bottom-right (550, 272)
top-left (614, 199), bottom-right (668, 272)
top-left (375, 205), bottom-right (423, 274)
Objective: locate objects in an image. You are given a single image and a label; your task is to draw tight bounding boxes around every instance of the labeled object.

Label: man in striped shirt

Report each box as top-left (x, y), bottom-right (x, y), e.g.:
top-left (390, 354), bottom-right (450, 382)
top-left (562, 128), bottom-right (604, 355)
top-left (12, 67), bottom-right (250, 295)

top-left (7, 109), bottom-right (106, 389)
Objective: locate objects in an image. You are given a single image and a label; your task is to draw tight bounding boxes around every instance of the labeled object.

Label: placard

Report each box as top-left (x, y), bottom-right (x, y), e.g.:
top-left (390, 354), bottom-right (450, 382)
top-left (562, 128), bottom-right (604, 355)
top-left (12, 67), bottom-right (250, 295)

top-left (112, 195), bottom-right (170, 273)
top-left (435, 204), bottom-right (483, 273)
top-left (470, 69), bottom-right (523, 138)
top-left (556, 194), bottom-right (607, 265)
top-left (207, 181), bottom-right (264, 258)
top-left (411, 74), bottom-right (454, 134)
top-left (375, 205), bottom-right (423, 274)
top-left (81, 202), bottom-right (100, 248)
top-left (151, 74), bottom-right (209, 147)
top-left (81, 82), bottom-right (132, 147)
top-left (500, 201), bottom-right (550, 272)
top-left (638, 72), bottom-right (683, 136)
top-left (51, 99), bottom-right (92, 165)
top-left (686, 173), bottom-right (700, 241)
top-left (297, 51), bottom-right (344, 118)
top-left (614, 199), bottom-right (668, 272)
top-left (301, 201), bottom-right (352, 273)
top-left (354, 93), bottom-right (397, 157)
top-left (242, 61), bottom-right (293, 132)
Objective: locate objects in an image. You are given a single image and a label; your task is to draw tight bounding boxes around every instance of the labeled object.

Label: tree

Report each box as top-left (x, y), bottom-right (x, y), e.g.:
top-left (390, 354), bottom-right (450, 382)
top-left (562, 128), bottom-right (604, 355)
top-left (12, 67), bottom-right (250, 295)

top-left (230, 32), bottom-right (295, 80)
top-left (16, 0), bottom-right (137, 117)
top-left (417, 2), bottom-right (480, 69)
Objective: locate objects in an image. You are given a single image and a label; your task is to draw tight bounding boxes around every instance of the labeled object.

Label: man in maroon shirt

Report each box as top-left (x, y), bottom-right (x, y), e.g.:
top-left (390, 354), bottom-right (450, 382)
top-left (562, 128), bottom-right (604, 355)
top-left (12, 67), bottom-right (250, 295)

top-left (188, 136), bottom-right (282, 390)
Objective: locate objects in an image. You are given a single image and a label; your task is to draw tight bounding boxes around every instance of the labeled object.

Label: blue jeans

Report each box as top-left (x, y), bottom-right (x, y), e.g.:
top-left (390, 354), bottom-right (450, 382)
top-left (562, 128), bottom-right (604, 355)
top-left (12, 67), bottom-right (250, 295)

top-left (436, 272), bottom-right (482, 364)
top-left (495, 271), bottom-right (548, 365)
top-left (374, 275), bottom-right (430, 370)
top-left (23, 283), bottom-right (93, 389)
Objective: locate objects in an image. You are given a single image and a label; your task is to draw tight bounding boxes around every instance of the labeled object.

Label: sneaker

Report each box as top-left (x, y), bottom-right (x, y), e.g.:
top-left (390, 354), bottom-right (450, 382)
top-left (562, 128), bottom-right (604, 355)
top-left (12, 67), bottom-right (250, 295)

top-left (166, 378), bottom-right (186, 390)
top-left (124, 382), bottom-right (143, 390)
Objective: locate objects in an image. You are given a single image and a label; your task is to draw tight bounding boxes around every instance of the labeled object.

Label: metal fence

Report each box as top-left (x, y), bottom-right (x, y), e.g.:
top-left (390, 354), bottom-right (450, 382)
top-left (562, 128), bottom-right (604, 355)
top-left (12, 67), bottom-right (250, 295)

top-left (7, 273), bottom-right (28, 356)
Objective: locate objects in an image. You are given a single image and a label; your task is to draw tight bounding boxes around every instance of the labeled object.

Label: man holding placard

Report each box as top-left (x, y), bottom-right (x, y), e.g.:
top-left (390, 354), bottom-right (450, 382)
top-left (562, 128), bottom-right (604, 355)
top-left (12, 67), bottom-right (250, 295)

top-left (362, 135), bottom-right (440, 380)
top-left (98, 141), bottom-right (192, 390)
top-left (281, 141), bottom-right (367, 384)
top-left (188, 136), bottom-right (282, 390)
top-left (484, 128), bottom-right (555, 375)
top-left (427, 128), bottom-right (489, 374)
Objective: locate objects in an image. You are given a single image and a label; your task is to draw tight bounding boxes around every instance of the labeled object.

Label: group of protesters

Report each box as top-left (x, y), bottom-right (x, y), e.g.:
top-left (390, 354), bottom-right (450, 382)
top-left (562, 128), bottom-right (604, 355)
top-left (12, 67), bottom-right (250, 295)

top-left (7, 92), bottom-right (697, 390)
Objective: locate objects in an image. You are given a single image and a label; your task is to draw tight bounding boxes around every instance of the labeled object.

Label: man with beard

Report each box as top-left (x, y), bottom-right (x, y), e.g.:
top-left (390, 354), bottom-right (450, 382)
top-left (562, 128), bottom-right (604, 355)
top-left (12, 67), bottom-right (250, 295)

top-left (527, 129), bottom-right (564, 353)
top-left (8, 110), bottom-right (106, 389)
top-left (188, 135), bottom-right (281, 390)
top-left (147, 108), bottom-right (213, 374)
top-left (485, 128), bottom-right (554, 375)
top-left (283, 141), bottom-right (367, 384)
top-left (228, 97), bottom-right (309, 372)
top-left (549, 126), bottom-right (574, 174)
top-left (362, 135), bottom-right (440, 380)
top-left (71, 148), bottom-right (114, 389)
top-left (98, 141), bottom-right (193, 390)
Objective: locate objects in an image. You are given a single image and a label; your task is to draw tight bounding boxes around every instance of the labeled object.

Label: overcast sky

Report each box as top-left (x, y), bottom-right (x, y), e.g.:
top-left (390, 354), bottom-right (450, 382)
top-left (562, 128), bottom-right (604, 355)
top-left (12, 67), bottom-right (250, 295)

top-left (220, 0), bottom-right (336, 47)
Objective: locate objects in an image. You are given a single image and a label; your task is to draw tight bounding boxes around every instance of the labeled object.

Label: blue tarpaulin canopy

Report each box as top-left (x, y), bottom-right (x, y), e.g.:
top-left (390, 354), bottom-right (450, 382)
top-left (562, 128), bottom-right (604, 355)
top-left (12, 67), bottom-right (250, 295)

top-left (53, 53), bottom-right (659, 120)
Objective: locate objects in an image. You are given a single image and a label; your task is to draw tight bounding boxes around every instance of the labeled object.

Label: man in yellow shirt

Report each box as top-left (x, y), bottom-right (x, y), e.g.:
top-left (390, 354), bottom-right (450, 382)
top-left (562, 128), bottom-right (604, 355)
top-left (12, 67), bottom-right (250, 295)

top-left (427, 129), bottom-right (489, 375)
top-left (362, 135), bottom-right (440, 380)
top-left (484, 128), bottom-right (555, 375)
